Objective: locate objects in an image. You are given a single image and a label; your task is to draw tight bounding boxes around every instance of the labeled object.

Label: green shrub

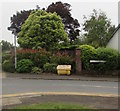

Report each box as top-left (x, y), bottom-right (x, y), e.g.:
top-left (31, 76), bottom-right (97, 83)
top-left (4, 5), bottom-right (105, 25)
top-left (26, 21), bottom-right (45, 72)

top-left (33, 51), bottom-right (50, 68)
top-left (2, 60), bottom-right (15, 73)
top-left (50, 55), bottom-right (73, 65)
top-left (118, 54), bottom-right (120, 69)
top-left (16, 59), bottom-right (33, 73)
top-left (79, 45), bottom-right (97, 70)
top-left (59, 45), bottom-right (79, 50)
top-left (31, 67), bottom-right (43, 74)
top-left (17, 53), bottom-right (34, 62)
top-left (96, 48), bottom-right (119, 70)
top-left (43, 63), bottom-right (57, 73)
top-left (80, 45), bottom-right (119, 71)
top-left (2, 53), bottom-right (11, 63)
top-left (16, 49), bottom-right (51, 68)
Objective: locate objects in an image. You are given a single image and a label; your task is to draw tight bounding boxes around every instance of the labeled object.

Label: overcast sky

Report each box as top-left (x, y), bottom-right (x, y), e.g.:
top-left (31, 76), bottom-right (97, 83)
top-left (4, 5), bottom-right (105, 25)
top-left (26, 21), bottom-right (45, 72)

top-left (0, 0), bottom-right (119, 44)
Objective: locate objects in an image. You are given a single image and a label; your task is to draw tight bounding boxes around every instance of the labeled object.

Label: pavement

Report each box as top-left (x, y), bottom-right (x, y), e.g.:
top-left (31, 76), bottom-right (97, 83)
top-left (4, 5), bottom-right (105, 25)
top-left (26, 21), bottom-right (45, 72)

top-left (2, 95), bottom-right (118, 109)
top-left (2, 71), bottom-right (119, 82)
top-left (2, 78), bottom-right (118, 95)
top-left (1, 72), bottom-right (119, 110)
top-left (2, 78), bottom-right (118, 110)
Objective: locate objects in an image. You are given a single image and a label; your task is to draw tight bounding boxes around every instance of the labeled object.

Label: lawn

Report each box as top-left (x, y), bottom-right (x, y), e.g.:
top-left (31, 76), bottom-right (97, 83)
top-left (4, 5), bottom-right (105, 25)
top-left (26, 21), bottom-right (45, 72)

top-left (10, 103), bottom-right (96, 111)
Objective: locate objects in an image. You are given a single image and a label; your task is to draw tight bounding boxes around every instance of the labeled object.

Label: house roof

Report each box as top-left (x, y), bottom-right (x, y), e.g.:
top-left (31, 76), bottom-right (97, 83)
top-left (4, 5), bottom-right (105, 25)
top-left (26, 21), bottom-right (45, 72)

top-left (107, 24), bottom-right (120, 44)
top-left (111, 24), bottom-right (120, 38)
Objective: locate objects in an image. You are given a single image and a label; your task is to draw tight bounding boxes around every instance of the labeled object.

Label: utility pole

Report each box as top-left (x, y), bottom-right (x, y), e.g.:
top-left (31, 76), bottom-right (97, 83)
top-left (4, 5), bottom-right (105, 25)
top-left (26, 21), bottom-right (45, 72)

top-left (8, 27), bottom-right (17, 69)
top-left (14, 30), bottom-right (17, 69)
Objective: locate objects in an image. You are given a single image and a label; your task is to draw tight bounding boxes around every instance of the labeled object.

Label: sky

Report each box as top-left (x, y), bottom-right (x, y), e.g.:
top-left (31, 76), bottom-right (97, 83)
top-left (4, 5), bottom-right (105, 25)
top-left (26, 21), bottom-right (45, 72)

top-left (0, 0), bottom-right (119, 44)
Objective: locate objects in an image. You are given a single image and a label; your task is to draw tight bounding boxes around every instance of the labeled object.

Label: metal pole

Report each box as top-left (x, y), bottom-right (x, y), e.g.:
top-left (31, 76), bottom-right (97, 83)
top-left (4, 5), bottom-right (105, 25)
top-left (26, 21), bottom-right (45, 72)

top-left (14, 33), bottom-right (17, 69)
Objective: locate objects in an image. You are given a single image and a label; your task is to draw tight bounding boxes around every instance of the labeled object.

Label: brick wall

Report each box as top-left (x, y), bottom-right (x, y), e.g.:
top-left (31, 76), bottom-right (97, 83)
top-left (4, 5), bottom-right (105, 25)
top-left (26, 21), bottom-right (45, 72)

top-left (53, 48), bottom-right (82, 74)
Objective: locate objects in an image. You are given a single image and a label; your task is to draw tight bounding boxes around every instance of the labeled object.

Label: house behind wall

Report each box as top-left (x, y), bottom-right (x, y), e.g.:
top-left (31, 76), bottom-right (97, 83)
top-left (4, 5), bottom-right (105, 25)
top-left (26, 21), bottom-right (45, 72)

top-left (106, 26), bottom-right (120, 53)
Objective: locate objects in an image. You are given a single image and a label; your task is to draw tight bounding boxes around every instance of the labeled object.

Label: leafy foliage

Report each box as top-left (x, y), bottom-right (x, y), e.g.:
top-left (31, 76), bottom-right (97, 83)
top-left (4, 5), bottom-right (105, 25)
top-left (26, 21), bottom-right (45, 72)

top-left (8, 10), bottom-right (32, 33)
top-left (83, 9), bottom-right (115, 48)
top-left (79, 45), bottom-right (97, 70)
top-left (2, 53), bottom-right (11, 63)
top-left (2, 60), bottom-right (15, 73)
top-left (47, 1), bottom-right (80, 44)
top-left (11, 49), bottom-right (51, 69)
top-left (43, 63), bottom-right (57, 73)
top-left (14, 48), bottom-right (75, 73)
top-left (80, 45), bottom-right (119, 71)
top-left (95, 48), bottom-right (119, 70)
top-left (118, 54), bottom-right (120, 69)
top-left (50, 54), bottom-right (73, 65)
top-left (18, 10), bottom-right (69, 50)
top-left (16, 59), bottom-right (33, 73)
top-left (0, 40), bottom-right (13, 52)
top-left (31, 67), bottom-right (43, 74)
top-left (33, 50), bottom-right (51, 68)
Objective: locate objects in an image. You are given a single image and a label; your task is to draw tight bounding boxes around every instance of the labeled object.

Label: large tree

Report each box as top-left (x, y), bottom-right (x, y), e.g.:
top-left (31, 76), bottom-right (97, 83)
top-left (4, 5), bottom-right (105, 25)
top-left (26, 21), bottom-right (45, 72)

top-left (83, 9), bottom-right (115, 48)
top-left (18, 10), bottom-right (69, 50)
top-left (0, 40), bottom-right (13, 52)
top-left (47, 2), bottom-right (80, 44)
top-left (8, 10), bottom-right (32, 34)
top-left (8, 5), bottom-right (45, 34)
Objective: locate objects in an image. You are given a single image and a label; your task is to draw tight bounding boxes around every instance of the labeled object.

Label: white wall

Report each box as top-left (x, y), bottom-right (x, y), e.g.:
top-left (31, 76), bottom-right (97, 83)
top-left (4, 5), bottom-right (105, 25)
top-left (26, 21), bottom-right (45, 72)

top-left (118, 27), bottom-right (120, 53)
top-left (118, 2), bottom-right (120, 53)
top-left (107, 28), bottom-right (119, 52)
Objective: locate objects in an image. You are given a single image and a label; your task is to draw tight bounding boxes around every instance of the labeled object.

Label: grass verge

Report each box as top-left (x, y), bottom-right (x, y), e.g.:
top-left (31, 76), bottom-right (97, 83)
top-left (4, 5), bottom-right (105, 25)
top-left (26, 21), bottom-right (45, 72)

top-left (8, 102), bottom-right (95, 110)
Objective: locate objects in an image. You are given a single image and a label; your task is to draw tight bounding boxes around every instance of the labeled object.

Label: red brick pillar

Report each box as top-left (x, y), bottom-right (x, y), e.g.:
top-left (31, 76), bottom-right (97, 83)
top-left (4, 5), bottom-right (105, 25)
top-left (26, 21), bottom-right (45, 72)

top-left (75, 48), bottom-right (82, 74)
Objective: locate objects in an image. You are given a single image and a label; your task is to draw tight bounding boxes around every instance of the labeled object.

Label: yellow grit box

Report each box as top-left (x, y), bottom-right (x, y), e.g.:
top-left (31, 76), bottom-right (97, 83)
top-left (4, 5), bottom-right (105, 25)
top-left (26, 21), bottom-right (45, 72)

top-left (57, 65), bottom-right (71, 75)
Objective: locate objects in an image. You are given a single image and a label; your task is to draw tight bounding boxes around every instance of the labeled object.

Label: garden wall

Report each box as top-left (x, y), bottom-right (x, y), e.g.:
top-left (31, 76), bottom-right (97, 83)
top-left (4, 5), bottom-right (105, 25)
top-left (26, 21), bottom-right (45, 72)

top-left (53, 48), bottom-right (82, 74)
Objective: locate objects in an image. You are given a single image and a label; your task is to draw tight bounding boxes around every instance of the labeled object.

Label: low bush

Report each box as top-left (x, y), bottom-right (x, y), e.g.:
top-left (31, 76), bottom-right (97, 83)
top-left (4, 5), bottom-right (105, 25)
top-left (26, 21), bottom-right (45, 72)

top-left (16, 59), bottom-right (33, 73)
top-left (118, 54), bottom-right (120, 69)
top-left (96, 48), bottom-right (119, 70)
top-left (43, 63), bottom-right (57, 73)
top-left (33, 51), bottom-right (51, 68)
top-left (2, 60), bottom-right (15, 73)
top-left (17, 52), bottom-right (34, 62)
top-left (80, 45), bottom-right (119, 71)
top-left (31, 67), bottom-right (43, 74)
top-left (2, 53), bottom-right (11, 63)
top-left (59, 45), bottom-right (79, 50)
top-left (79, 45), bottom-right (97, 70)
top-left (15, 49), bottom-right (51, 68)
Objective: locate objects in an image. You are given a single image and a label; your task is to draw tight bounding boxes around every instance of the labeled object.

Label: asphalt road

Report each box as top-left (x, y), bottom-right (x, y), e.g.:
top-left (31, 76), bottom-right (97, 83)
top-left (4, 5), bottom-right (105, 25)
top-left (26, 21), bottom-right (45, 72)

top-left (2, 78), bottom-right (118, 96)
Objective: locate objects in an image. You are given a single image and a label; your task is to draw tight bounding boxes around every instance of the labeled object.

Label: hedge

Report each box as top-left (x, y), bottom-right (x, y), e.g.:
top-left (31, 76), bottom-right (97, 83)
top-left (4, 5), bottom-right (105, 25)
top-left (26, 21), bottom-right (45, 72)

top-left (80, 45), bottom-right (119, 71)
top-left (43, 63), bottom-right (57, 73)
top-left (12, 49), bottom-right (51, 68)
top-left (16, 59), bottom-right (33, 73)
top-left (2, 53), bottom-right (11, 63)
top-left (95, 48), bottom-right (119, 70)
top-left (79, 45), bottom-right (97, 70)
top-left (2, 60), bottom-right (15, 73)
top-left (31, 67), bottom-right (43, 74)
top-left (3, 46), bottom-right (119, 73)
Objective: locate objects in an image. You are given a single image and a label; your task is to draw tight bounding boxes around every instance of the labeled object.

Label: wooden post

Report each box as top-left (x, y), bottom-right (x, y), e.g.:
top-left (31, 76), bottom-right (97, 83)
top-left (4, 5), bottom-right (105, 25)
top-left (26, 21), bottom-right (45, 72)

top-left (75, 48), bottom-right (82, 74)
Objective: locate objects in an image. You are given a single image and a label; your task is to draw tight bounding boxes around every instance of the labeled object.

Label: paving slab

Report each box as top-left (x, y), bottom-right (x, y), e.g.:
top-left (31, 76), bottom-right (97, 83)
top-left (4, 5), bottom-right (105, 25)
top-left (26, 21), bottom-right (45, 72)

top-left (2, 97), bottom-right (22, 106)
top-left (2, 95), bottom-right (118, 110)
top-left (2, 72), bottom-right (118, 82)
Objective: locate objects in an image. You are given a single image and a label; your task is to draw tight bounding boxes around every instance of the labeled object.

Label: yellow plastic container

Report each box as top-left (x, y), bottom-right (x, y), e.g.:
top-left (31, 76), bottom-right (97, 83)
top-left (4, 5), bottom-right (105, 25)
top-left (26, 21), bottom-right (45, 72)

top-left (57, 65), bottom-right (71, 75)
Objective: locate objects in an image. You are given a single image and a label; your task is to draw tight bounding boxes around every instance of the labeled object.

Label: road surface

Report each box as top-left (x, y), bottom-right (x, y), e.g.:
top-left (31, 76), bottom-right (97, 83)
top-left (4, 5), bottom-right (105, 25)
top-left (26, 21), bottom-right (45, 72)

top-left (2, 78), bottom-right (118, 96)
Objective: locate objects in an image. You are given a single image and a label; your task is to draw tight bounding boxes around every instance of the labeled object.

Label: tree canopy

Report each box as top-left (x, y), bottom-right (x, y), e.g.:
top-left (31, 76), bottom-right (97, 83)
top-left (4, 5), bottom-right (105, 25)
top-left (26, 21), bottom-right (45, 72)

top-left (82, 9), bottom-right (115, 48)
top-left (18, 10), bottom-right (69, 50)
top-left (0, 40), bottom-right (13, 52)
top-left (8, 2), bottom-right (80, 45)
top-left (47, 2), bottom-right (80, 44)
top-left (9, 10), bottom-right (32, 34)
